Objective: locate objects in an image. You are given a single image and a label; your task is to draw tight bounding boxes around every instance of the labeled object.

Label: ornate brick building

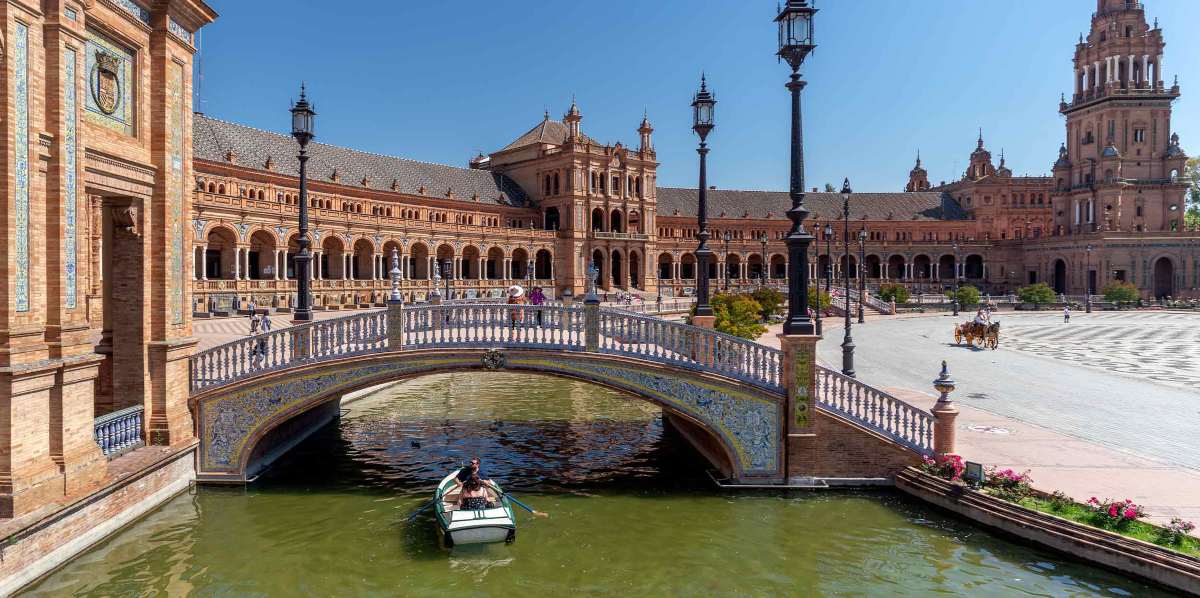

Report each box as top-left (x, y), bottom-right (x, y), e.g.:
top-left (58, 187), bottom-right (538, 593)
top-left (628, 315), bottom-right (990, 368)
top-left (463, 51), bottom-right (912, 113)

top-left (186, 0), bottom-right (1195, 315)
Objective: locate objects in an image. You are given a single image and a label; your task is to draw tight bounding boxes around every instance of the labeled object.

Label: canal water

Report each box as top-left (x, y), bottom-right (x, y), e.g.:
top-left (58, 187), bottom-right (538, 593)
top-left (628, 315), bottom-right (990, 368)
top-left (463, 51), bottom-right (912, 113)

top-left (25, 373), bottom-right (1165, 596)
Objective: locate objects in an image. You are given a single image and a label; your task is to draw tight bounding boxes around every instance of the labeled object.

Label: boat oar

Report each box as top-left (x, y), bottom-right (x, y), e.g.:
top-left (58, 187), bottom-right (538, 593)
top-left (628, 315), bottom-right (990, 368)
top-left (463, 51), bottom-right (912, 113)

top-left (486, 484), bottom-right (548, 518)
top-left (404, 498), bottom-right (437, 522)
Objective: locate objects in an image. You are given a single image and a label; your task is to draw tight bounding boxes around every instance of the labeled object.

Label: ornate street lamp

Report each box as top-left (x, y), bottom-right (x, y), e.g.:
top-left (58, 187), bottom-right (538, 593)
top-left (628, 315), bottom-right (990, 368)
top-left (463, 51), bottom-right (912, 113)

top-left (839, 178), bottom-right (855, 377)
top-left (1086, 244), bottom-right (1094, 313)
top-left (952, 242), bottom-right (961, 316)
top-left (722, 230), bottom-right (732, 291)
top-left (290, 84), bottom-right (316, 321)
top-left (857, 228), bottom-right (867, 324)
top-left (823, 223), bottom-right (833, 305)
top-left (692, 75), bottom-right (716, 318)
top-left (776, 0), bottom-right (817, 335)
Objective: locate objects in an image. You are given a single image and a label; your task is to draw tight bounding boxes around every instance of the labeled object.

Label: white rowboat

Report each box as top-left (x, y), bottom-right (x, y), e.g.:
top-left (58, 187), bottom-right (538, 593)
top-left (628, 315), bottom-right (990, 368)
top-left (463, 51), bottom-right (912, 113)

top-left (433, 470), bottom-right (516, 547)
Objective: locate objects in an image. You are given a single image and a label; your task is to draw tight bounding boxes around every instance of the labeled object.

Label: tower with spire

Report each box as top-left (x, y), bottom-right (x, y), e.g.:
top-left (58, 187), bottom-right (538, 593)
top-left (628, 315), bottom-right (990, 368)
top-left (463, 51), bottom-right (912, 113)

top-left (906, 151), bottom-right (930, 191)
top-left (1053, 0), bottom-right (1186, 235)
top-left (965, 130), bottom-right (996, 181)
top-left (638, 111), bottom-right (654, 153)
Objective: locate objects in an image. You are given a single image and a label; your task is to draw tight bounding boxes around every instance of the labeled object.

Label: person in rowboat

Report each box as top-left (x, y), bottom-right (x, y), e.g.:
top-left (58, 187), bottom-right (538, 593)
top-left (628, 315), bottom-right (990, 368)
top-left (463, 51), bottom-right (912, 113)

top-left (452, 457), bottom-right (491, 492)
top-left (457, 474), bottom-right (495, 510)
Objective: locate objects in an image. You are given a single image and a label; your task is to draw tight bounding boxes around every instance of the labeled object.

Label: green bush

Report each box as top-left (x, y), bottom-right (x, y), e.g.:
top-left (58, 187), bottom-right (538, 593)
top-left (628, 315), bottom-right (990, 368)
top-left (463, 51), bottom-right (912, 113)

top-left (711, 293), bottom-right (767, 340)
top-left (877, 283), bottom-right (910, 304)
top-left (1103, 281), bottom-right (1140, 304)
top-left (1017, 283), bottom-right (1056, 305)
top-left (949, 285), bottom-right (981, 307)
top-left (750, 287), bottom-right (785, 321)
top-left (808, 287), bottom-right (831, 311)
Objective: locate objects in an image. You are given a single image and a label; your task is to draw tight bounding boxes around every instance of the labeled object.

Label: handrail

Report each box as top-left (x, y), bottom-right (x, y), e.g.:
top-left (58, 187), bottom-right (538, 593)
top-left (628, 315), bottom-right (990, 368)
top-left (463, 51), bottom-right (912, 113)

top-left (401, 303), bottom-right (585, 351)
top-left (597, 310), bottom-right (783, 392)
top-left (189, 310), bottom-right (388, 393)
top-left (94, 405), bottom-right (145, 458)
top-left (814, 366), bottom-right (933, 454)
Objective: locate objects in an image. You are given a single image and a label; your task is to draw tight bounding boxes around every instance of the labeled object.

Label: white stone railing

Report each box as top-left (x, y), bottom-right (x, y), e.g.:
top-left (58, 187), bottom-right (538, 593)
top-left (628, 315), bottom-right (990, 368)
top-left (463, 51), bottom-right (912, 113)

top-left (814, 366), bottom-right (934, 454)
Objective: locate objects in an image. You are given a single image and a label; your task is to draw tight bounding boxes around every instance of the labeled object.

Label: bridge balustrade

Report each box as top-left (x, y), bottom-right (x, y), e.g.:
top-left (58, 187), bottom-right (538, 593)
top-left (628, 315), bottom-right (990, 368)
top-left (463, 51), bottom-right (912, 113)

top-left (189, 311), bottom-right (388, 393)
top-left (814, 367), bottom-right (934, 453)
top-left (187, 303), bottom-right (937, 456)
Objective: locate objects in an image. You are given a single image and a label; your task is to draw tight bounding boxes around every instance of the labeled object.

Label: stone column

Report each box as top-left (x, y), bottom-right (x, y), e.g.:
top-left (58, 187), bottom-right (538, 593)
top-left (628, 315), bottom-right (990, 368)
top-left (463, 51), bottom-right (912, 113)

top-left (200, 245), bottom-right (208, 280)
top-left (779, 332), bottom-right (822, 482)
top-left (931, 361), bottom-right (959, 455)
top-left (274, 250), bottom-right (281, 280)
top-left (233, 247), bottom-right (241, 280)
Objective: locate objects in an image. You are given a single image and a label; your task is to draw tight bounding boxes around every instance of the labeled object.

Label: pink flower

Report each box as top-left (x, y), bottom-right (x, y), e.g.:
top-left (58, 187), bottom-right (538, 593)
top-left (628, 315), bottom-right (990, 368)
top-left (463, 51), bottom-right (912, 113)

top-left (1109, 505), bottom-right (1119, 517)
top-left (1123, 508), bottom-right (1138, 519)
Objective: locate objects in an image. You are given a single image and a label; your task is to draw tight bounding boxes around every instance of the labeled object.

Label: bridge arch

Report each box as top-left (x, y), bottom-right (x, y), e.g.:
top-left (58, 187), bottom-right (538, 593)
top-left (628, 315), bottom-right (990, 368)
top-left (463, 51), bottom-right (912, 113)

top-left (193, 349), bottom-right (783, 484)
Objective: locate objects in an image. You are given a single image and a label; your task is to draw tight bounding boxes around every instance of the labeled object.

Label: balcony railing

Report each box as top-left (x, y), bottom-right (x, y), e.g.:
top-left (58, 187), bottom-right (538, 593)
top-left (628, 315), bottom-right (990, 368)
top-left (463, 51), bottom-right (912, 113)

top-left (94, 405), bottom-right (145, 458)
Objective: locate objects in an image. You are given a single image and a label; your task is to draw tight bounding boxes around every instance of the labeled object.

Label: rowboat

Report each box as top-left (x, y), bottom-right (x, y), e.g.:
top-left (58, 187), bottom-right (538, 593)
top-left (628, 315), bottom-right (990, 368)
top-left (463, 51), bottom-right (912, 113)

top-left (434, 470), bottom-right (516, 547)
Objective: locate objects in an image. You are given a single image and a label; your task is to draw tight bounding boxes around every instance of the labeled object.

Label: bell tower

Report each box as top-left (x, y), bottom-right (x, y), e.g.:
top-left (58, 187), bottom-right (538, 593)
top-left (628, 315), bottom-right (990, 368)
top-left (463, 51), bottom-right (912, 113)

top-left (1054, 0), bottom-right (1187, 234)
top-left (906, 151), bottom-right (930, 191)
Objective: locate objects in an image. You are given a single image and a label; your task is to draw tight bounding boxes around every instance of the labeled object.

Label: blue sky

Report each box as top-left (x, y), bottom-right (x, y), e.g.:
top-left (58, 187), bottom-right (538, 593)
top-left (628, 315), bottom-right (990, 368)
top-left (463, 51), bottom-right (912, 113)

top-left (196, 0), bottom-right (1199, 192)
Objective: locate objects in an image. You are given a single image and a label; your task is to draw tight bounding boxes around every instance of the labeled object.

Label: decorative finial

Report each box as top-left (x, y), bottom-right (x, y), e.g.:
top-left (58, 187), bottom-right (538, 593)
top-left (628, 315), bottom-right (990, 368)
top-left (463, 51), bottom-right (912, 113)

top-left (700, 71), bottom-right (707, 91)
top-left (1000, 148), bottom-right (1005, 166)
top-left (977, 128), bottom-right (984, 148)
top-left (544, 108), bottom-right (550, 120)
top-left (1154, 17), bottom-right (1158, 29)
top-left (299, 81), bottom-right (307, 100)
top-left (916, 149), bottom-right (921, 167)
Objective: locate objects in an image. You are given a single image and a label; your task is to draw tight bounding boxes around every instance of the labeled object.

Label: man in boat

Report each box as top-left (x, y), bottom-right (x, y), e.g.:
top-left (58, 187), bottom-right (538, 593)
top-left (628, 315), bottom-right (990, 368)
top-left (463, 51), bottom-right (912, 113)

top-left (452, 457), bottom-right (492, 492)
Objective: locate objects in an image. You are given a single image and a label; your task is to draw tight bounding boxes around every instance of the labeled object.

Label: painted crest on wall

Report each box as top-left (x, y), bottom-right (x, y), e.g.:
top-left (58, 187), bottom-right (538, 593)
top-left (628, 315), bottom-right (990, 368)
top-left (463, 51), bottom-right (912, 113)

top-left (92, 51), bottom-right (121, 114)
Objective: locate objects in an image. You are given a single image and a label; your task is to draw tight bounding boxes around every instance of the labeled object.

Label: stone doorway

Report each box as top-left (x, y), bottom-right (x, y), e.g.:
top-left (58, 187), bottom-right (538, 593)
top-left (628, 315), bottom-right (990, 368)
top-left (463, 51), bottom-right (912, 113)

top-left (1153, 257), bottom-right (1174, 298)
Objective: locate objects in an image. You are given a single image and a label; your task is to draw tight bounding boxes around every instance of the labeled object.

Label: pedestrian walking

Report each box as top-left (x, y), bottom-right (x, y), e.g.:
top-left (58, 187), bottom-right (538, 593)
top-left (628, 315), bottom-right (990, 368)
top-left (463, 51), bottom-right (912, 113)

top-left (507, 285), bottom-right (526, 329)
top-left (249, 312), bottom-right (260, 335)
top-left (1063, 305), bottom-right (1070, 323)
top-left (529, 286), bottom-right (546, 326)
top-left (261, 313), bottom-right (272, 333)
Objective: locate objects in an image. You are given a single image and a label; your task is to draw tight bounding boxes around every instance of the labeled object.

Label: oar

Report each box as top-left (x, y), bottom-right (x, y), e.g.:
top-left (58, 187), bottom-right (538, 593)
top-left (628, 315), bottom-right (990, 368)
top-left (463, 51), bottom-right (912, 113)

top-left (487, 483), bottom-right (548, 518)
top-left (404, 498), bottom-right (437, 522)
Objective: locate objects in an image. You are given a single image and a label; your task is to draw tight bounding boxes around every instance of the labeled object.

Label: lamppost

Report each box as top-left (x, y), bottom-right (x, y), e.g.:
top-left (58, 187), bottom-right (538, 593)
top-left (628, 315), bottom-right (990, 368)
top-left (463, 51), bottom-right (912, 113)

top-left (759, 232), bottom-right (769, 289)
top-left (1085, 244), bottom-right (1093, 313)
top-left (290, 84), bottom-right (316, 322)
top-left (951, 242), bottom-right (960, 316)
top-left (823, 223), bottom-right (833, 305)
top-left (839, 178), bottom-right (855, 377)
top-left (857, 228), bottom-right (867, 324)
top-left (692, 75), bottom-right (716, 318)
top-left (776, 0), bottom-right (817, 336)
top-left (722, 230), bottom-right (732, 291)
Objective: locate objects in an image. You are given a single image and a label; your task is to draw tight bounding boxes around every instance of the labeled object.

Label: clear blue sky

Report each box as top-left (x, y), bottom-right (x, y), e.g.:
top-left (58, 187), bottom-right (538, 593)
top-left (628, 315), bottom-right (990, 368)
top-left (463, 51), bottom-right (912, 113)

top-left (195, 0), bottom-right (1198, 193)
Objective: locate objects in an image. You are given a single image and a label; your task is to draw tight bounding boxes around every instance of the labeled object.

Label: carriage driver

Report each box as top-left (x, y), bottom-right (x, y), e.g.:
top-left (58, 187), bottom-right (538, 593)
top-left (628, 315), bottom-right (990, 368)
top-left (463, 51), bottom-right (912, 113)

top-left (973, 307), bottom-right (990, 326)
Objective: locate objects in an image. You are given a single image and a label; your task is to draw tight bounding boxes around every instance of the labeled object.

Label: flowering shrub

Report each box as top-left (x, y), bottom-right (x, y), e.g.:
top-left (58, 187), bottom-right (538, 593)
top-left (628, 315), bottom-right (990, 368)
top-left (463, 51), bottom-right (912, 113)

top-left (1086, 497), bottom-right (1146, 529)
top-left (1157, 518), bottom-right (1197, 546)
top-left (1046, 490), bottom-right (1074, 511)
top-left (983, 467), bottom-right (1034, 501)
top-left (920, 453), bottom-right (964, 482)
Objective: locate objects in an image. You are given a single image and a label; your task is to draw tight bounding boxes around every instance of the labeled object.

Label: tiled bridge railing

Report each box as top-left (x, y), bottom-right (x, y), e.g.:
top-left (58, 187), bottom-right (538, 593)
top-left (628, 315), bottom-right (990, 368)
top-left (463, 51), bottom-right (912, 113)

top-left (187, 304), bottom-right (933, 454)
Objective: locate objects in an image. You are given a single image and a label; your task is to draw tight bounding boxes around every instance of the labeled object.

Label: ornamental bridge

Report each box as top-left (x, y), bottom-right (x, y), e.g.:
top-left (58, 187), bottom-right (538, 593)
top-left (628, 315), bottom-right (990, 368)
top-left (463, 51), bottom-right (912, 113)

top-left (185, 302), bottom-right (956, 485)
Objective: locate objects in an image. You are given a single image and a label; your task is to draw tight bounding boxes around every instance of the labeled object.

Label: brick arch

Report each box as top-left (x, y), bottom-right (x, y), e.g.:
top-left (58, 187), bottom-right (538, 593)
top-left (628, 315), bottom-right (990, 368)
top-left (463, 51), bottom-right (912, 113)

top-left (192, 349), bottom-right (783, 484)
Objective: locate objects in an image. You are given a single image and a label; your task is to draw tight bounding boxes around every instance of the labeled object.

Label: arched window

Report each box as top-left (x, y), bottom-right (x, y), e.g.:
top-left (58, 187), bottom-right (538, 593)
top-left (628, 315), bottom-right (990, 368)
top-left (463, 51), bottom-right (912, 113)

top-left (208, 183), bottom-right (215, 193)
top-left (544, 175), bottom-right (552, 195)
top-left (552, 172), bottom-right (560, 195)
top-left (636, 177), bottom-right (642, 197)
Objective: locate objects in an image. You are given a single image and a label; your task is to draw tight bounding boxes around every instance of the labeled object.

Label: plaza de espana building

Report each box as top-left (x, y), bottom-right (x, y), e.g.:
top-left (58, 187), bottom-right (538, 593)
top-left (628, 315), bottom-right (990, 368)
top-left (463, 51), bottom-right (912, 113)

top-left (0, 0), bottom-right (1194, 516)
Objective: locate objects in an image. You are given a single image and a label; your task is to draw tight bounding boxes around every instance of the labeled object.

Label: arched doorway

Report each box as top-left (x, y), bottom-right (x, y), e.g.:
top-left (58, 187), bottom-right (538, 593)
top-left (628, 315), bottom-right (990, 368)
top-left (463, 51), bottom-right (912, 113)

top-left (1053, 259), bottom-right (1067, 294)
top-left (1153, 257), bottom-right (1174, 298)
top-left (887, 255), bottom-right (906, 280)
top-left (611, 250), bottom-right (624, 288)
top-left (658, 253), bottom-right (674, 280)
top-left (591, 208), bottom-right (605, 232)
top-left (535, 249), bottom-right (553, 280)
top-left (628, 250), bottom-right (641, 290)
top-left (610, 209), bottom-right (624, 234)
top-left (591, 249), bottom-right (606, 289)
top-left (544, 207), bottom-right (560, 231)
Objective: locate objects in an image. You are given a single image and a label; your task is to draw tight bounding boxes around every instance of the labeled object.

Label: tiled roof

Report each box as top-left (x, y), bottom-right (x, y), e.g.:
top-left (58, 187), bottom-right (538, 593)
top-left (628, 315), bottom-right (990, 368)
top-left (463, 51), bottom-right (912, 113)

top-left (499, 117), bottom-right (597, 152)
top-left (656, 188), bottom-right (968, 222)
top-left (193, 114), bottom-right (528, 207)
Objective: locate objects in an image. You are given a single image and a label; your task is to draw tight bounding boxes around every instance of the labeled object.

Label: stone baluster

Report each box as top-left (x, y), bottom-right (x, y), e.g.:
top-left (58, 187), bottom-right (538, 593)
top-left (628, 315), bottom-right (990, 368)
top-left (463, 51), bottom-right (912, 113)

top-left (931, 360), bottom-right (959, 454)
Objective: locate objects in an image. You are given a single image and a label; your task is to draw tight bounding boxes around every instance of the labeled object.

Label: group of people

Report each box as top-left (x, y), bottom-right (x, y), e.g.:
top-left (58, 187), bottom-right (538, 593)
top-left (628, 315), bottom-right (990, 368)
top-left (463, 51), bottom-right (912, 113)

top-left (246, 302), bottom-right (272, 367)
top-left (453, 457), bottom-right (497, 511)
top-left (505, 285), bottom-right (546, 326)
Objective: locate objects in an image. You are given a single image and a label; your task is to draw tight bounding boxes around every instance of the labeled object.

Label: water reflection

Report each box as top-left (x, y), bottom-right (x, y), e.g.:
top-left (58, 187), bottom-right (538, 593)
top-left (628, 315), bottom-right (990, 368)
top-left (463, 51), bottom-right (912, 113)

top-left (24, 373), bottom-right (1168, 597)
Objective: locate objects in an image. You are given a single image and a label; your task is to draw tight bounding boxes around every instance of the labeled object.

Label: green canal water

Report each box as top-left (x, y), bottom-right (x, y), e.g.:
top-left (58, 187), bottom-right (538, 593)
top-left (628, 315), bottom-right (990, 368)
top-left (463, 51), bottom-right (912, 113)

top-left (25, 373), bottom-right (1167, 596)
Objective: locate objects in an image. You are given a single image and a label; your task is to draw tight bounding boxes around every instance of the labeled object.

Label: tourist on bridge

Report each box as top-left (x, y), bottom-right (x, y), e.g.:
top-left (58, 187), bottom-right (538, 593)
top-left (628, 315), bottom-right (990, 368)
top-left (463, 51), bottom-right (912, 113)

top-left (248, 312), bottom-right (260, 336)
top-left (529, 286), bottom-right (546, 325)
top-left (507, 285), bottom-right (526, 328)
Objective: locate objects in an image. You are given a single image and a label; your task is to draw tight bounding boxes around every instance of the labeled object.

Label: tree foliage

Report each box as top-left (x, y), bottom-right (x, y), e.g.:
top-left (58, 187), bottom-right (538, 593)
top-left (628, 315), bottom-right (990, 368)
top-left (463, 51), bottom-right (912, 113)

top-left (711, 293), bottom-right (767, 340)
top-left (877, 283), bottom-right (910, 304)
top-left (1017, 283), bottom-right (1056, 305)
top-left (750, 287), bottom-right (785, 320)
top-left (950, 285), bottom-right (981, 307)
top-left (1102, 281), bottom-right (1140, 304)
top-left (808, 287), bottom-right (831, 311)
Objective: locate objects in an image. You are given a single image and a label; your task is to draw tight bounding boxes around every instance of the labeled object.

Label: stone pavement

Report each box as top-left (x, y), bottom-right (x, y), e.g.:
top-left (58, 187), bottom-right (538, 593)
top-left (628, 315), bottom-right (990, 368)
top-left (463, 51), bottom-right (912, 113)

top-left (760, 312), bottom-right (1200, 532)
top-left (192, 309), bottom-right (380, 352)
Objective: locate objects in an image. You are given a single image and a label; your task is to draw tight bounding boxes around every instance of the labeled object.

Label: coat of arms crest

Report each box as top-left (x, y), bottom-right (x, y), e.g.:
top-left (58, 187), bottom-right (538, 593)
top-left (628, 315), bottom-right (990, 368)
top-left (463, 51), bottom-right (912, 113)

top-left (91, 51), bottom-right (121, 115)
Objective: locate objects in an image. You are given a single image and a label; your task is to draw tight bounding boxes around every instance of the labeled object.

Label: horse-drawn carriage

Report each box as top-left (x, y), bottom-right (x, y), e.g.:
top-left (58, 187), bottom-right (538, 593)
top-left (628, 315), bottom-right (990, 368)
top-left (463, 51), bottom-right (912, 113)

top-left (954, 321), bottom-right (1000, 349)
